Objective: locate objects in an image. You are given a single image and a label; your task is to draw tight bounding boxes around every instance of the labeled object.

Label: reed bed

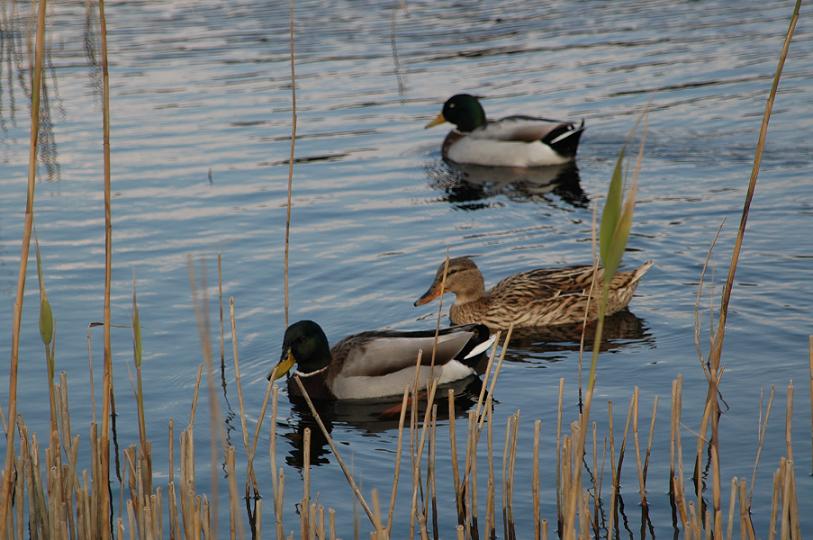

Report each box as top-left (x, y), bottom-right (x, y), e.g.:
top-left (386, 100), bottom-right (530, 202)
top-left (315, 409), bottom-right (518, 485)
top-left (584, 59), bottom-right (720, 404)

top-left (0, 0), bottom-right (807, 538)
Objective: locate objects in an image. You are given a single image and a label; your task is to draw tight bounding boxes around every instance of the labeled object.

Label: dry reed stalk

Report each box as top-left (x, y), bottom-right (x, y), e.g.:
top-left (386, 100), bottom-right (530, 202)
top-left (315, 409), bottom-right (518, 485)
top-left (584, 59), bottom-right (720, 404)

top-left (810, 336), bottom-right (813, 476)
top-left (283, 0), bottom-right (297, 328)
top-left (577, 203), bottom-right (600, 408)
top-left (291, 376), bottom-right (380, 532)
top-left (737, 479), bottom-right (752, 540)
top-left (784, 382), bottom-right (793, 462)
top-left (429, 405), bottom-right (439, 540)
top-left (706, 0), bottom-right (801, 375)
top-left (386, 388), bottom-right (410, 535)
top-left (541, 519), bottom-right (548, 540)
top-left (218, 255), bottom-right (225, 368)
top-left (507, 412), bottom-right (519, 540)
top-left (188, 364), bottom-right (204, 428)
top-left (228, 298), bottom-right (250, 451)
top-left (643, 397), bottom-right (657, 492)
top-left (501, 415), bottom-right (511, 540)
top-left (371, 490), bottom-right (383, 540)
top-left (329, 508), bottom-right (336, 540)
top-left (630, 388), bottom-right (647, 510)
top-left (0, 0), bottom-right (47, 528)
top-left (411, 380), bottom-right (439, 540)
top-left (473, 331), bottom-right (502, 423)
top-left (308, 503), bottom-right (317, 540)
top-left (226, 446), bottom-right (244, 540)
top-left (532, 419), bottom-right (541, 540)
top-left (768, 466), bottom-right (780, 540)
top-left (606, 401), bottom-right (616, 540)
top-left (275, 468), bottom-right (285, 540)
top-left (269, 384), bottom-right (281, 536)
top-left (429, 256), bottom-right (450, 372)
top-left (98, 0), bottom-right (114, 534)
top-left (693, 399), bottom-right (713, 533)
top-left (469, 412), bottom-right (479, 540)
top-left (789, 465), bottom-right (801, 540)
top-left (693, 220), bottom-right (725, 372)
top-left (725, 477), bottom-right (737, 540)
top-left (669, 379), bottom-right (678, 495)
top-left (556, 377), bottom-right (565, 525)
top-left (301, 427), bottom-right (311, 540)
top-left (703, 5), bottom-right (801, 534)
top-left (779, 459), bottom-right (792, 540)
top-left (447, 390), bottom-right (463, 525)
top-left (486, 403), bottom-right (495, 540)
top-left (749, 385), bottom-right (774, 505)
top-left (187, 259), bottom-right (225, 536)
top-left (477, 326), bottom-right (513, 432)
top-left (461, 410), bottom-right (476, 539)
top-left (711, 445), bottom-right (723, 539)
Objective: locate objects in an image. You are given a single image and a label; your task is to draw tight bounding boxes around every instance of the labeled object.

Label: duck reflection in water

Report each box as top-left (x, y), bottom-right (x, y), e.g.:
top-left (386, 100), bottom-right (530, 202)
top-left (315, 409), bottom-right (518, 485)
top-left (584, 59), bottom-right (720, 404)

top-left (500, 308), bottom-right (654, 362)
top-left (280, 374), bottom-right (485, 469)
top-left (426, 160), bottom-right (588, 210)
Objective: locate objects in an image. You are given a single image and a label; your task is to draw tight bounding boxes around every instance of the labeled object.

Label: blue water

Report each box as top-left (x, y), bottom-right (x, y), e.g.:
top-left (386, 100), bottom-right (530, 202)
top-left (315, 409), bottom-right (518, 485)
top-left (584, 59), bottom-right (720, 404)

top-left (1, 0), bottom-right (811, 537)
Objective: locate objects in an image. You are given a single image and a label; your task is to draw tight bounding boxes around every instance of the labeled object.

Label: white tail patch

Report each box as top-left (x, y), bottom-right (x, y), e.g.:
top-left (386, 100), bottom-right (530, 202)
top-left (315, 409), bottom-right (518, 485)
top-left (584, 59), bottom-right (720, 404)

top-left (464, 333), bottom-right (497, 359)
top-left (549, 128), bottom-right (580, 145)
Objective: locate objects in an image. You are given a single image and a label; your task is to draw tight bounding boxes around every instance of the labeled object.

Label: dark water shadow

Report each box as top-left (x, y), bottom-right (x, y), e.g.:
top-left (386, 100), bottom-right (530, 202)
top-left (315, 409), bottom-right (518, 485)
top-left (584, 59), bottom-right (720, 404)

top-left (281, 375), bottom-right (483, 469)
top-left (426, 160), bottom-right (588, 210)
top-left (501, 309), bottom-right (654, 361)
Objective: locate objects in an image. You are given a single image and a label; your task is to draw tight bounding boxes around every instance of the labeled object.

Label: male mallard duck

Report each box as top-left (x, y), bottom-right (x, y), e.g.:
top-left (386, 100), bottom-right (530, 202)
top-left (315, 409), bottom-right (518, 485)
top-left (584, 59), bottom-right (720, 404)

top-left (414, 257), bottom-right (653, 330)
top-left (425, 94), bottom-right (585, 167)
top-left (268, 320), bottom-right (496, 401)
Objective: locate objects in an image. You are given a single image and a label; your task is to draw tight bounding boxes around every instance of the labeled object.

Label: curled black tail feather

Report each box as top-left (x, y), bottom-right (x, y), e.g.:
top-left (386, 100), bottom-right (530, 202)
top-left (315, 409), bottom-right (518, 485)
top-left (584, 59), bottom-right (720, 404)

top-left (542, 119), bottom-right (585, 158)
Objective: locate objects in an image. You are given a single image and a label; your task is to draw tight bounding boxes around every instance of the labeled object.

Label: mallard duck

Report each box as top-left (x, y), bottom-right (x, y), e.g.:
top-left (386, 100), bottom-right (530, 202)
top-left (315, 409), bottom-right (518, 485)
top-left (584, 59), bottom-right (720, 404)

top-left (414, 257), bottom-right (653, 330)
top-left (425, 94), bottom-right (585, 167)
top-left (268, 320), bottom-right (496, 401)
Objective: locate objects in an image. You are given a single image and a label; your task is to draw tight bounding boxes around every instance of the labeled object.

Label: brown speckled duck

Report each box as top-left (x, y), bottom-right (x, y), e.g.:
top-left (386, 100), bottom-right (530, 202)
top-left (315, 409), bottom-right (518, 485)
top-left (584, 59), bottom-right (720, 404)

top-left (414, 257), bottom-right (653, 330)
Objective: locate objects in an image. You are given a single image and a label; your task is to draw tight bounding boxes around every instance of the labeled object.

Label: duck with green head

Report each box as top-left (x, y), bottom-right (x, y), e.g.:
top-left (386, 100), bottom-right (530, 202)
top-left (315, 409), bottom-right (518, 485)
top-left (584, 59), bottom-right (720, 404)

top-left (268, 320), bottom-right (495, 401)
top-left (425, 94), bottom-right (585, 167)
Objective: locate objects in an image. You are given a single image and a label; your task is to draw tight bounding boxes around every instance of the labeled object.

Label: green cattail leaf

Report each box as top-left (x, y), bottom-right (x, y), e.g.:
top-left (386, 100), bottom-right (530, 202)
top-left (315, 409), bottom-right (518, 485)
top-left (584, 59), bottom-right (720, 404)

top-left (39, 297), bottom-right (53, 346)
top-left (599, 147), bottom-right (625, 265)
top-left (34, 235), bottom-right (45, 294)
top-left (603, 203), bottom-right (634, 284)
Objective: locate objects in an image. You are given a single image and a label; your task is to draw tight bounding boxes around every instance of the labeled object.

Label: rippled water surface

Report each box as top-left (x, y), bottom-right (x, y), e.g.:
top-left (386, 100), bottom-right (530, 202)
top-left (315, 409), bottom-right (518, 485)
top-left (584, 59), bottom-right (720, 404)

top-left (1, 0), bottom-right (812, 537)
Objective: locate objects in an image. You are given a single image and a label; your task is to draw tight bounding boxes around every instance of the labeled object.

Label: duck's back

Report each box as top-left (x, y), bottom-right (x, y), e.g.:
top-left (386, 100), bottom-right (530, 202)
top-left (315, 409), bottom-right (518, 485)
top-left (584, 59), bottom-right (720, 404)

top-left (452, 263), bottom-right (651, 329)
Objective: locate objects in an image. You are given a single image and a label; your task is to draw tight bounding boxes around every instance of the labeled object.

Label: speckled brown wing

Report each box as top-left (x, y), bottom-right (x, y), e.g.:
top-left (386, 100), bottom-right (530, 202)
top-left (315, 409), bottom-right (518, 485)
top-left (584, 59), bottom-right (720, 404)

top-left (451, 262), bottom-right (652, 330)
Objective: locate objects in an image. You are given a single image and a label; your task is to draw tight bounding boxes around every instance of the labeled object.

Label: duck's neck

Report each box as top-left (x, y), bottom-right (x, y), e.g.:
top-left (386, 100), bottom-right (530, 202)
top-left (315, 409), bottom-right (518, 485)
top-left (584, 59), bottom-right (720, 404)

top-left (450, 296), bottom-right (490, 325)
top-left (457, 109), bottom-right (486, 132)
top-left (452, 273), bottom-right (486, 305)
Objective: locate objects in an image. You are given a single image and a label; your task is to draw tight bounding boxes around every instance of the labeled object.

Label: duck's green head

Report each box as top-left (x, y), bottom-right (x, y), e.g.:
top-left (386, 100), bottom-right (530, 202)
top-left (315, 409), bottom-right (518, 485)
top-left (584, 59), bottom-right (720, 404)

top-left (268, 320), bottom-right (332, 380)
top-left (425, 94), bottom-right (486, 133)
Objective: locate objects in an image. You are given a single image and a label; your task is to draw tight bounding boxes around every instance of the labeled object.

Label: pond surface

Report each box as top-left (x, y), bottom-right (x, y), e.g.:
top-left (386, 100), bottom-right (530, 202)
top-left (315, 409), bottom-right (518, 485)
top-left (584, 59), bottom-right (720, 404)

top-left (1, 0), bottom-right (812, 537)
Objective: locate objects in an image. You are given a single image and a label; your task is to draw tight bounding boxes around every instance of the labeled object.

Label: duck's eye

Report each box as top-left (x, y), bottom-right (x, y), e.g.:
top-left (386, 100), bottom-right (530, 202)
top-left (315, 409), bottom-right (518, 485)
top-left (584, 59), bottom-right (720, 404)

top-left (449, 103), bottom-right (456, 108)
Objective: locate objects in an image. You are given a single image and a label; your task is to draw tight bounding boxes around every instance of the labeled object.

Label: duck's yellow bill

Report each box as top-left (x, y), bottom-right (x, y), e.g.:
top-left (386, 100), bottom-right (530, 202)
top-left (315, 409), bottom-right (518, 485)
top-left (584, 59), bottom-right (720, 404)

top-left (424, 113), bottom-right (446, 129)
top-left (269, 350), bottom-right (296, 381)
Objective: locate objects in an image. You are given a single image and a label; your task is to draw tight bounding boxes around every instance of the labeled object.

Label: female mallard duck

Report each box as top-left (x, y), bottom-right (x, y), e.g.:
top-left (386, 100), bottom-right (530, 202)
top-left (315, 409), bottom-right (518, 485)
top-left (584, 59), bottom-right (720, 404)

top-left (414, 257), bottom-right (653, 330)
top-left (425, 94), bottom-right (585, 167)
top-left (268, 320), bottom-right (495, 400)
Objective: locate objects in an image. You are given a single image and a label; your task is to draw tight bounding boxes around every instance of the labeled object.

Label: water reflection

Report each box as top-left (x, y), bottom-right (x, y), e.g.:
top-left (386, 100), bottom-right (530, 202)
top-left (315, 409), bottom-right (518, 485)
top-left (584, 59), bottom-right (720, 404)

top-left (426, 160), bottom-right (588, 210)
top-left (0, 0), bottom-right (63, 181)
top-left (501, 309), bottom-right (653, 361)
top-left (281, 376), bottom-right (483, 469)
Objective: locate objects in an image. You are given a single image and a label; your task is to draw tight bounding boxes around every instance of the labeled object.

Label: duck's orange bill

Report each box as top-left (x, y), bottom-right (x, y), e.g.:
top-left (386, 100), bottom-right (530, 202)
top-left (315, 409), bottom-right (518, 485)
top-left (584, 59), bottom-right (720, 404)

top-left (414, 286), bottom-right (441, 306)
top-left (424, 113), bottom-right (446, 129)
top-left (268, 349), bottom-right (296, 381)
